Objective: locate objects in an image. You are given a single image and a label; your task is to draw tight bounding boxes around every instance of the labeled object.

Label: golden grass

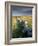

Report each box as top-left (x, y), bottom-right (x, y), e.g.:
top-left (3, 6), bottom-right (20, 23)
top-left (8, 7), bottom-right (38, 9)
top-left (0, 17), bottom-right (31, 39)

top-left (12, 16), bottom-right (32, 29)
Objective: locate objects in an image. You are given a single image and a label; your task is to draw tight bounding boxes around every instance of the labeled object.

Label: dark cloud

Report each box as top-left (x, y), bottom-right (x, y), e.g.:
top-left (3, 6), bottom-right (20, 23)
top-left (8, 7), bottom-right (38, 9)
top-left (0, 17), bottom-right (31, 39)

top-left (11, 6), bottom-right (32, 16)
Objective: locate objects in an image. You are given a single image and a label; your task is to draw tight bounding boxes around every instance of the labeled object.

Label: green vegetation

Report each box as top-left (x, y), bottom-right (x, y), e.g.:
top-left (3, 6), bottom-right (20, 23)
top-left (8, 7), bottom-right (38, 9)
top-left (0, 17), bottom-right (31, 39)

top-left (11, 16), bottom-right (32, 38)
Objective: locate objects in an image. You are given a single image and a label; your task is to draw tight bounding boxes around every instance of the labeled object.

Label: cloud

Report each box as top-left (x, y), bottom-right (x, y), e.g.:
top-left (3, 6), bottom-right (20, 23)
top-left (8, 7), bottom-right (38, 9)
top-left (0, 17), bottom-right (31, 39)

top-left (11, 6), bottom-right (32, 16)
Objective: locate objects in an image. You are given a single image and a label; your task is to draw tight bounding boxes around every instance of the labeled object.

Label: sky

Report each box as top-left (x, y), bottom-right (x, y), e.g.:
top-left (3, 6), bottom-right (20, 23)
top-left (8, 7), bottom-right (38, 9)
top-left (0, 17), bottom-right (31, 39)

top-left (11, 6), bottom-right (32, 16)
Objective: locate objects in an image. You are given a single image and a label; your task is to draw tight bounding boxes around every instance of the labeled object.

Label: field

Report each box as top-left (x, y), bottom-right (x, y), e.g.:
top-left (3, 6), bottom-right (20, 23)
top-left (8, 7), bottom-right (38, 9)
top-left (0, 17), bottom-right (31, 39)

top-left (12, 16), bottom-right (32, 29)
top-left (11, 16), bottom-right (32, 38)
